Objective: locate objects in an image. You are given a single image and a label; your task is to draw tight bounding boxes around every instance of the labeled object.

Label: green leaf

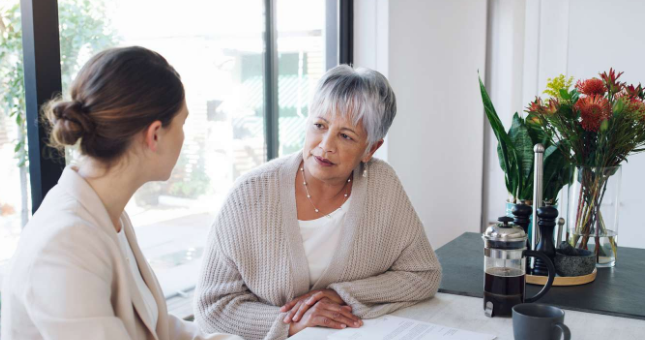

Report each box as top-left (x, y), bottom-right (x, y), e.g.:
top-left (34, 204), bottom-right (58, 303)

top-left (498, 144), bottom-right (517, 195)
top-left (508, 113), bottom-right (534, 199)
top-left (480, 75), bottom-right (520, 197)
top-left (560, 89), bottom-right (571, 100)
top-left (525, 113), bottom-right (550, 146)
top-left (559, 103), bottom-right (576, 119)
top-left (542, 143), bottom-right (572, 201)
top-left (570, 89), bottom-right (580, 104)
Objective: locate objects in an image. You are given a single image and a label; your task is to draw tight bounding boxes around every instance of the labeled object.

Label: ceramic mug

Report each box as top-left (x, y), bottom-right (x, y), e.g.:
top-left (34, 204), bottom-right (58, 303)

top-left (512, 304), bottom-right (571, 340)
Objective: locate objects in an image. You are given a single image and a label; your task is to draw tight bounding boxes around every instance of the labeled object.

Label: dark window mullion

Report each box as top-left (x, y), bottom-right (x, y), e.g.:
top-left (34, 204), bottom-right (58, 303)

top-left (20, 0), bottom-right (65, 214)
top-left (264, 0), bottom-right (279, 161)
top-left (339, 0), bottom-right (353, 65)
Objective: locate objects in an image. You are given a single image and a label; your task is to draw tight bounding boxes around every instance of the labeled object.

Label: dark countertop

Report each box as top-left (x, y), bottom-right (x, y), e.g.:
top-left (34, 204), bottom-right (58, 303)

top-left (435, 232), bottom-right (645, 320)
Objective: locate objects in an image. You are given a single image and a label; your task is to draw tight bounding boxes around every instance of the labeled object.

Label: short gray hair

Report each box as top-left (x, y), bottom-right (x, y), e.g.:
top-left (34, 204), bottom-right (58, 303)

top-left (309, 65), bottom-right (397, 147)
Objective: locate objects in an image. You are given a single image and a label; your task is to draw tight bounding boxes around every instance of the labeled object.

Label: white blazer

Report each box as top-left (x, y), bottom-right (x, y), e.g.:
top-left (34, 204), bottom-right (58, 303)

top-left (1, 167), bottom-right (242, 340)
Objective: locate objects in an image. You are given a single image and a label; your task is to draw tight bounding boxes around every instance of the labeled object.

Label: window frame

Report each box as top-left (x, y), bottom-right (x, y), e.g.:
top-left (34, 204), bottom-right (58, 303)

top-left (20, 0), bottom-right (353, 214)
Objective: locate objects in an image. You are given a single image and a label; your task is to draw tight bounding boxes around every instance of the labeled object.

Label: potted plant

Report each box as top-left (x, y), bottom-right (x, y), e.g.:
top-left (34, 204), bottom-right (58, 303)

top-left (479, 76), bottom-right (573, 221)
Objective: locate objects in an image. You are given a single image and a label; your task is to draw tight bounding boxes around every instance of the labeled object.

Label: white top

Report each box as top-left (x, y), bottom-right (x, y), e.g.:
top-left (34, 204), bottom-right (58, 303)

top-left (117, 221), bottom-right (159, 328)
top-left (298, 196), bottom-right (352, 287)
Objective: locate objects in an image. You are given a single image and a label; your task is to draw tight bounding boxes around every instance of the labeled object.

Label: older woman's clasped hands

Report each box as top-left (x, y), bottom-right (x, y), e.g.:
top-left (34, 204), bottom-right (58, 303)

top-left (281, 289), bottom-right (363, 334)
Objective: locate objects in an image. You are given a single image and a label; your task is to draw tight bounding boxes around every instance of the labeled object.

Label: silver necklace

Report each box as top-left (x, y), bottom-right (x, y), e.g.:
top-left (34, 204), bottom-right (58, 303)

top-left (300, 166), bottom-right (351, 218)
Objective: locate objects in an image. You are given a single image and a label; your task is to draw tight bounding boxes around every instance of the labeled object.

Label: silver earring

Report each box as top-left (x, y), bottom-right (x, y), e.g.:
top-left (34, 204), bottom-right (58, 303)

top-left (362, 168), bottom-right (367, 178)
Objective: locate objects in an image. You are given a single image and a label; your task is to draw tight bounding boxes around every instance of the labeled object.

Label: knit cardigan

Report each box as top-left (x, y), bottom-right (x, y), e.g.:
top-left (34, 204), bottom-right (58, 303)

top-left (194, 152), bottom-right (442, 340)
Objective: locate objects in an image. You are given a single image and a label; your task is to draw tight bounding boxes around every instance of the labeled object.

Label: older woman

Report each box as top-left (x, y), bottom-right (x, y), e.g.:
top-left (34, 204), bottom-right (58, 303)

top-left (194, 65), bottom-right (442, 340)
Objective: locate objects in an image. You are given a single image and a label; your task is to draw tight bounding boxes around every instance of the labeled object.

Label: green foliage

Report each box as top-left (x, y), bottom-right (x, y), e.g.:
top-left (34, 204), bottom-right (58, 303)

top-left (0, 0), bottom-right (119, 169)
top-left (543, 75), bottom-right (574, 100)
top-left (0, 3), bottom-right (27, 167)
top-left (479, 76), bottom-right (573, 203)
top-left (479, 76), bottom-right (520, 199)
top-left (543, 143), bottom-right (573, 201)
top-left (508, 113), bottom-right (534, 199)
top-left (58, 0), bottom-right (119, 90)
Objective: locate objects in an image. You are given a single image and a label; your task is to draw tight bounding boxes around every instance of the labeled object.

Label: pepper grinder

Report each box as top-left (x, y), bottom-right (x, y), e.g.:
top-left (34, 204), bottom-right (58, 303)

top-left (511, 201), bottom-right (532, 249)
top-left (512, 201), bottom-right (533, 272)
top-left (532, 205), bottom-right (558, 276)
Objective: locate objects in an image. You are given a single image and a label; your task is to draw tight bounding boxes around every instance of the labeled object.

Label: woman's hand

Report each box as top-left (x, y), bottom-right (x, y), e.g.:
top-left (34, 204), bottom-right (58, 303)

top-left (281, 289), bottom-right (346, 323)
top-left (287, 299), bottom-right (362, 336)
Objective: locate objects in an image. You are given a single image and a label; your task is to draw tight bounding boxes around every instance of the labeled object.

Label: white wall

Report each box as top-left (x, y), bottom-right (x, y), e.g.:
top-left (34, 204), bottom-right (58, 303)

top-left (482, 0), bottom-right (527, 227)
top-left (484, 0), bottom-right (645, 248)
top-left (355, 0), bottom-right (488, 249)
top-left (354, 0), bottom-right (390, 161)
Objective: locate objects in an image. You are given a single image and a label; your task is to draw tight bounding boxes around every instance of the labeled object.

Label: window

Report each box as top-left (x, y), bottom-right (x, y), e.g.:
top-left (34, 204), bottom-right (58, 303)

top-left (0, 2), bottom-right (30, 283)
top-left (0, 0), bottom-right (351, 304)
top-left (276, 0), bottom-right (331, 156)
top-left (58, 0), bottom-right (269, 297)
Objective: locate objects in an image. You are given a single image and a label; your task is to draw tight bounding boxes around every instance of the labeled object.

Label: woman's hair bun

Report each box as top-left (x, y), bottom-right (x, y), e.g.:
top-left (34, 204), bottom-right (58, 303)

top-left (46, 100), bottom-right (94, 147)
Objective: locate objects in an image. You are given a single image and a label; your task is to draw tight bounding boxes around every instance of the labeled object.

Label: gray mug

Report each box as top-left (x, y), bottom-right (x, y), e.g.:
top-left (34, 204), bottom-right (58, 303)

top-left (512, 304), bottom-right (571, 340)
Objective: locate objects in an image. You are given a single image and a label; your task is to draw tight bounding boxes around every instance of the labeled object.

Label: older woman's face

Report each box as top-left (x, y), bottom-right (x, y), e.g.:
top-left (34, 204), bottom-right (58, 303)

top-left (303, 113), bottom-right (376, 184)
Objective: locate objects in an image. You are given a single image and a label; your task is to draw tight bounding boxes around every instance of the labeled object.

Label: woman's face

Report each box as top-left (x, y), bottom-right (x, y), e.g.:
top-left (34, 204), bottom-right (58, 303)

top-left (303, 112), bottom-right (377, 184)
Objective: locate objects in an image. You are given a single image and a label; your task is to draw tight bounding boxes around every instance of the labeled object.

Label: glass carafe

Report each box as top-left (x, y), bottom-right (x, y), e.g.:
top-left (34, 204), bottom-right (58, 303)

top-left (482, 216), bottom-right (555, 317)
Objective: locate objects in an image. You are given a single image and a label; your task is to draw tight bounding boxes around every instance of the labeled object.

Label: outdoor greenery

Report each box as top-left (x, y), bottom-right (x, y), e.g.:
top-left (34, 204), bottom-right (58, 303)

top-left (0, 0), bottom-right (118, 226)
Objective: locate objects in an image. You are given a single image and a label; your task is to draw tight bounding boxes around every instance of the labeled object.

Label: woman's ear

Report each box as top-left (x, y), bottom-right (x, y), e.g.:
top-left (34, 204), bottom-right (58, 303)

top-left (144, 120), bottom-right (163, 152)
top-left (361, 139), bottom-right (384, 163)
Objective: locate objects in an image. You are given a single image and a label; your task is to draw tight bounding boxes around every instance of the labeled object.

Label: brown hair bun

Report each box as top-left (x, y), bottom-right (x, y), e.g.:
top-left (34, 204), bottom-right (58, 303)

top-left (47, 100), bottom-right (94, 146)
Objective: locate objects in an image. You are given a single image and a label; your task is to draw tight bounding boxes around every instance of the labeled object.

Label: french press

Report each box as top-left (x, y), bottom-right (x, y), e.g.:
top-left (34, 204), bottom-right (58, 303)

top-left (482, 216), bottom-right (555, 317)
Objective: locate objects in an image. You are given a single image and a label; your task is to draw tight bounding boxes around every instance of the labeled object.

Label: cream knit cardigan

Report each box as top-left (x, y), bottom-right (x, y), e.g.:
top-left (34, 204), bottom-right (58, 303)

top-left (194, 152), bottom-right (442, 340)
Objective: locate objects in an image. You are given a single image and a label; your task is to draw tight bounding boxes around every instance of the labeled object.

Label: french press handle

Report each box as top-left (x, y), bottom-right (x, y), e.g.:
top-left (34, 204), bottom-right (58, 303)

top-left (523, 250), bottom-right (555, 303)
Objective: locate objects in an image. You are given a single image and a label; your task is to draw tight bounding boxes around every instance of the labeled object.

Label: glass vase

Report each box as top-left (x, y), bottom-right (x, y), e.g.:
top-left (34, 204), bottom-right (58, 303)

top-left (567, 166), bottom-right (622, 267)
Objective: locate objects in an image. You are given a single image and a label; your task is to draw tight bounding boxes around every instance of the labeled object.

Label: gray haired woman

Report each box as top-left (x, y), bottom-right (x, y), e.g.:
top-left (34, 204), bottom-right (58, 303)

top-left (194, 65), bottom-right (442, 340)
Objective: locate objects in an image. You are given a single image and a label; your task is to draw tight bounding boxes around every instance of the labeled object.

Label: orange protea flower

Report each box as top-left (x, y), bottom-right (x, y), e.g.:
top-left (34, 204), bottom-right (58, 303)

top-left (576, 78), bottom-right (606, 96)
top-left (544, 99), bottom-right (559, 115)
top-left (526, 98), bottom-right (544, 114)
top-left (575, 95), bottom-right (611, 132)
top-left (525, 98), bottom-right (558, 115)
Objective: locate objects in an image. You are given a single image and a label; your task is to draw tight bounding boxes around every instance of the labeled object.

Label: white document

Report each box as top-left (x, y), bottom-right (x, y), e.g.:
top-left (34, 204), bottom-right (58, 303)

top-left (327, 315), bottom-right (496, 340)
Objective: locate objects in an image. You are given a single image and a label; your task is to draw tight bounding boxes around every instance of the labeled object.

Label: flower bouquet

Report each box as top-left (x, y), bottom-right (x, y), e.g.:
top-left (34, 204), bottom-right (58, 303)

top-left (526, 70), bottom-right (645, 266)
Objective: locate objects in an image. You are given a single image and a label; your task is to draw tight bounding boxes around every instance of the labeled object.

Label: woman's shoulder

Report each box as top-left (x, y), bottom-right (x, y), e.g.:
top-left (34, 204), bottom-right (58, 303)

top-left (366, 158), bottom-right (402, 185)
top-left (231, 152), bottom-right (299, 192)
top-left (19, 187), bottom-right (114, 258)
top-left (6, 197), bottom-right (115, 293)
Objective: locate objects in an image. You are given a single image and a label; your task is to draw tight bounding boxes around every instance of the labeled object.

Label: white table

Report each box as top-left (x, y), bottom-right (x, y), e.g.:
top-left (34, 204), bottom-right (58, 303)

top-left (290, 293), bottom-right (645, 340)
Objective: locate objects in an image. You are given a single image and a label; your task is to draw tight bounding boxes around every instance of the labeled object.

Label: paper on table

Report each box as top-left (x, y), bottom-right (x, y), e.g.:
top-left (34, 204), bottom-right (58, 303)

top-left (327, 315), bottom-right (496, 340)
